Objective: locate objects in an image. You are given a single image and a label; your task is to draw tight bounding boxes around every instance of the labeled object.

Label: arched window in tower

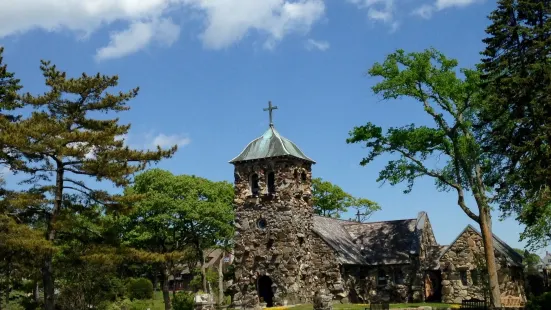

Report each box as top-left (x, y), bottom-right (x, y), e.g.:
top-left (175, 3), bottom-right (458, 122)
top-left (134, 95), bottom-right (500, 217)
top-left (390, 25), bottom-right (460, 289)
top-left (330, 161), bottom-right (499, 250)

top-left (301, 171), bottom-right (307, 182)
top-left (267, 172), bottom-right (275, 193)
top-left (250, 173), bottom-right (259, 195)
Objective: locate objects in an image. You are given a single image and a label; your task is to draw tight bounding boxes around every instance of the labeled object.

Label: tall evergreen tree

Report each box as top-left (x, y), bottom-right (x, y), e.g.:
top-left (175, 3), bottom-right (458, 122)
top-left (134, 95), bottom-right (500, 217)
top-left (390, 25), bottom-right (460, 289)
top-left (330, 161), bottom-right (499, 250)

top-left (1, 60), bottom-right (177, 310)
top-left (0, 47), bottom-right (24, 170)
top-left (477, 0), bottom-right (551, 249)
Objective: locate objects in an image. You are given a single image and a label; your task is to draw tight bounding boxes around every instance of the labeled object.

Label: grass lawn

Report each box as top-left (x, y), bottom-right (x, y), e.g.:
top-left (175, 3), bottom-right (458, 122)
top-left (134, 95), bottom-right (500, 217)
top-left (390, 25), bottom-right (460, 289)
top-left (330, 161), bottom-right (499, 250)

top-left (286, 303), bottom-right (459, 310)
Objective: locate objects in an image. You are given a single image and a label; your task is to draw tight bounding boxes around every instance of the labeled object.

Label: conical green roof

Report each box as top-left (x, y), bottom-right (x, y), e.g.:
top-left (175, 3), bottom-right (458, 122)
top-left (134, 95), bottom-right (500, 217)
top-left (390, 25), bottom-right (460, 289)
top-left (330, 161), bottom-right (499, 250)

top-left (229, 125), bottom-right (315, 164)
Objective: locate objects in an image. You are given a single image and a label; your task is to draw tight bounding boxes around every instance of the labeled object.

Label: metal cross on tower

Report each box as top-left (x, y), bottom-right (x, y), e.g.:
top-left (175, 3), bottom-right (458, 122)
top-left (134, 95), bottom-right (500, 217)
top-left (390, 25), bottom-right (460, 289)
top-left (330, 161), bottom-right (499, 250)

top-left (263, 101), bottom-right (278, 126)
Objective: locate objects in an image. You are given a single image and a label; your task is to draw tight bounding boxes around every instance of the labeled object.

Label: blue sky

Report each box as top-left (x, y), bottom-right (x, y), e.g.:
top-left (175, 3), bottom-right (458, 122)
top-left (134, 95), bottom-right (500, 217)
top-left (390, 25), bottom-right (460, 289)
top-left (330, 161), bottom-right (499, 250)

top-left (1, 0), bottom-right (550, 256)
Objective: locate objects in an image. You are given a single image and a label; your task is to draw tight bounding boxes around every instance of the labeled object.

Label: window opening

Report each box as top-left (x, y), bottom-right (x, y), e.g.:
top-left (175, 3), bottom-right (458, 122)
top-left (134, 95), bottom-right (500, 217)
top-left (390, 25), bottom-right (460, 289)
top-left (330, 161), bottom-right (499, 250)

top-left (257, 219), bottom-right (267, 230)
top-left (267, 172), bottom-right (275, 193)
top-left (471, 269), bottom-right (480, 285)
top-left (377, 269), bottom-right (387, 286)
top-left (394, 269), bottom-right (405, 285)
top-left (460, 270), bottom-right (468, 286)
top-left (251, 173), bottom-right (259, 195)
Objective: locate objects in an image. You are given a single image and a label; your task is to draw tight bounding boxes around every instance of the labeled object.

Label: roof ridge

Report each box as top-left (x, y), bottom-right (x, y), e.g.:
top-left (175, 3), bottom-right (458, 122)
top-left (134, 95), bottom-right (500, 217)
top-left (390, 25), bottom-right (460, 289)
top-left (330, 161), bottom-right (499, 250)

top-left (312, 215), bottom-right (417, 225)
top-left (271, 126), bottom-right (291, 155)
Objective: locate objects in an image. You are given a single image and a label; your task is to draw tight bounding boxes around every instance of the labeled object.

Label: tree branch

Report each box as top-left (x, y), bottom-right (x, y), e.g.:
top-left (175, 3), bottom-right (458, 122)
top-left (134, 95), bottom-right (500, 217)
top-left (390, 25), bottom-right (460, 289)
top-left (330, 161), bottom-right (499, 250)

top-left (393, 147), bottom-right (480, 222)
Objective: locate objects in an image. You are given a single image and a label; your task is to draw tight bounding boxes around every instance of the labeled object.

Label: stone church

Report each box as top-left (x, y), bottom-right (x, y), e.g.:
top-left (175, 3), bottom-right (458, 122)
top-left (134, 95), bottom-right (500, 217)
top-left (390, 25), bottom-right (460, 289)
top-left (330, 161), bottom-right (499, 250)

top-left (227, 104), bottom-right (526, 308)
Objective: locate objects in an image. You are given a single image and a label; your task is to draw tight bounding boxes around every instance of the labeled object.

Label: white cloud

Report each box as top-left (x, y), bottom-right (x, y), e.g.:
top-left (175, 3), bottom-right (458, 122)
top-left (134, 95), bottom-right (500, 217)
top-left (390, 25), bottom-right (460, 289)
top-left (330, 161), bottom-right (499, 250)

top-left (67, 141), bottom-right (96, 159)
top-left (435, 0), bottom-right (480, 10)
top-left (348, 0), bottom-right (396, 27)
top-left (185, 0), bottom-right (325, 50)
top-left (305, 38), bottom-right (329, 51)
top-left (95, 18), bottom-right (180, 61)
top-left (0, 0), bottom-right (325, 58)
top-left (412, 4), bottom-right (434, 19)
top-left (413, 0), bottom-right (481, 19)
top-left (151, 133), bottom-right (191, 148)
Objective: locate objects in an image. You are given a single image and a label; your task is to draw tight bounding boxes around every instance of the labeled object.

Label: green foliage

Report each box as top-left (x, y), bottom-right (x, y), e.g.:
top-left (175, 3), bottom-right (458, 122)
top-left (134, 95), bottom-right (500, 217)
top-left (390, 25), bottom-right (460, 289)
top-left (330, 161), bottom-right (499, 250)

top-left (526, 292), bottom-right (551, 310)
top-left (346, 48), bottom-right (485, 220)
top-left (127, 278), bottom-right (154, 300)
top-left (477, 0), bottom-right (551, 250)
top-left (514, 248), bottom-right (542, 275)
top-left (122, 168), bottom-right (234, 297)
top-left (311, 177), bottom-right (380, 221)
top-left (173, 291), bottom-right (195, 310)
top-left (0, 58), bottom-right (177, 309)
top-left (0, 46), bottom-right (25, 170)
top-left (346, 48), bottom-right (503, 307)
top-left (190, 267), bottom-right (219, 291)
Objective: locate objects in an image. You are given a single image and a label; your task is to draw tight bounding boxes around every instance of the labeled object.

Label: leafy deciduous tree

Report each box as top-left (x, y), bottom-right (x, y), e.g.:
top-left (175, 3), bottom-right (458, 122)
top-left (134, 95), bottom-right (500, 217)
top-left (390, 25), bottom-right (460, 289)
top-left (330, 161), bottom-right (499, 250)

top-left (122, 169), bottom-right (234, 310)
top-left (311, 177), bottom-right (380, 221)
top-left (346, 48), bottom-right (503, 308)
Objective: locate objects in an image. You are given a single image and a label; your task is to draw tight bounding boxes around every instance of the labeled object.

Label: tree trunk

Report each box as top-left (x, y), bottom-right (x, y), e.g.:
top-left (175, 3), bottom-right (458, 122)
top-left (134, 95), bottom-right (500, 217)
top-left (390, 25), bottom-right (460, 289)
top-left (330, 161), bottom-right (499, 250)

top-left (218, 251), bottom-right (224, 306)
top-left (33, 279), bottom-right (40, 303)
top-left (5, 256), bottom-right (11, 310)
top-left (160, 266), bottom-right (172, 310)
top-left (201, 256), bottom-right (207, 293)
top-left (42, 254), bottom-right (55, 310)
top-left (42, 164), bottom-right (64, 310)
top-left (153, 272), bottom-right (158, 300)
top-left (478, 207), bottom-right (502, 309)
top-left (196, 244), bottom-right (207, 293)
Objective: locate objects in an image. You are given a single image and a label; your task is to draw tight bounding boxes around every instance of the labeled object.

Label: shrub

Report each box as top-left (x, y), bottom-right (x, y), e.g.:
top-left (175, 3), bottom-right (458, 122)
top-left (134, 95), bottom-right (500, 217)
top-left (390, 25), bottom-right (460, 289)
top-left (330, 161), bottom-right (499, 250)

top-left (126, 278), bottom-right (154, 300)
top-left (526, 291), bottom-right (551, 310)
top-left (173, 291), bottom-right (195, 310)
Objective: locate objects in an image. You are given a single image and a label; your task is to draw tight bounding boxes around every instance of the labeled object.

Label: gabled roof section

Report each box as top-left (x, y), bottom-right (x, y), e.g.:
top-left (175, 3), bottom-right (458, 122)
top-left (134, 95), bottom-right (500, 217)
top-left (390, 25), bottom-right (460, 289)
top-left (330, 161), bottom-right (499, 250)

top-left (229, 125), bottom-right (315, 164)
top-left (439, 224), bottom-right (523, 267)
top-left (345, 218), bottom-right (418, 265)
top-left (312, 215), bottom-right (365, 265)
top-left (312, 213), bottom-right (427, 266)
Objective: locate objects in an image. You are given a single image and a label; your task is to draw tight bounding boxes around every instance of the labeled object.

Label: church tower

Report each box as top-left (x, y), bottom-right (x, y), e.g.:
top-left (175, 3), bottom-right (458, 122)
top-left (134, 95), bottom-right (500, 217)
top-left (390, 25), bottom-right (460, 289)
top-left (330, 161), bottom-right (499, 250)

top-left (229, 102), bottom-right (316, 309)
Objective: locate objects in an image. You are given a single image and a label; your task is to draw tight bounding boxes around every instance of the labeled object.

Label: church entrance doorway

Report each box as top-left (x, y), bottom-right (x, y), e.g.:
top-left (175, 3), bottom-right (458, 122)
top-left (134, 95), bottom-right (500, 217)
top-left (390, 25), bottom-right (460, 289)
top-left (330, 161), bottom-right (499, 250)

top-left (257, 276), bottom-right (274, 307)
top-left (424, 270), bottom-right (442, 302)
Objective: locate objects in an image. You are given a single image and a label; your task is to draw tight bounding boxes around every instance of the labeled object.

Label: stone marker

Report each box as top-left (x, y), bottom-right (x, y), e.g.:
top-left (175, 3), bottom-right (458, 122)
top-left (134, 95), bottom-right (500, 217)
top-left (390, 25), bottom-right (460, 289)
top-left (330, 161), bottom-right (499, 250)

top-left (313, 289), bottom-right (333, 310)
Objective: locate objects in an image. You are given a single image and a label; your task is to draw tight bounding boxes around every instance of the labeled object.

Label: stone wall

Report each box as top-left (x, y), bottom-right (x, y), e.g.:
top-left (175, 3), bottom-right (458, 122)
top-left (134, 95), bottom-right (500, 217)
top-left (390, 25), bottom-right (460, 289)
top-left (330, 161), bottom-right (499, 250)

top-left (439, 227), bottom-right (525, 304)
top-left (419, 216), bottom-right (438, 264)
top-left (340, 265), bottom-right (416, 304)
top-left (417, 215), bottom-right (439, 302)
top-left (310, 232), bottom-right (344, 298)
top-left (230, 158), bottom-right (315, 309)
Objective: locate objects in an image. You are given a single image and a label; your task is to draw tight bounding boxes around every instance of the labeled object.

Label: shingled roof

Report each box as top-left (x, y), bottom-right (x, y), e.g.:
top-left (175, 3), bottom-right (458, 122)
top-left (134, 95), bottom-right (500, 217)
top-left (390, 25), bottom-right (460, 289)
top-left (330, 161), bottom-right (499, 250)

top-left (312, 216), bottom-right (365, 264)
top-left (346, 219), bottom-right (419, 265)
top-left (312, 213), bottom-right (427, 266)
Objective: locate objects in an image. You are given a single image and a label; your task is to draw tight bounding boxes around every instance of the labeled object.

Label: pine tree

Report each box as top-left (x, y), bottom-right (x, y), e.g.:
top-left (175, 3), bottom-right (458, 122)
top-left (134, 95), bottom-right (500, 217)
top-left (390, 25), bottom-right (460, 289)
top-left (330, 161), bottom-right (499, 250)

top-left (1, 60), bottom-right (177, 310)
top-left (0, 47), bottom-right (24, 170)
top-left (477, 0), bottom-right (551, 249)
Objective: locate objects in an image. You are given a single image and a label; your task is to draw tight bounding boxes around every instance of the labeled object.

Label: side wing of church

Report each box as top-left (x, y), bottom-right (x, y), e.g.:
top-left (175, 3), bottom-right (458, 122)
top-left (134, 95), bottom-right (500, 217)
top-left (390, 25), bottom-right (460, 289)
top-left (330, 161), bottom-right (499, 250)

top-left (227, 103), bottom-right (525, 309)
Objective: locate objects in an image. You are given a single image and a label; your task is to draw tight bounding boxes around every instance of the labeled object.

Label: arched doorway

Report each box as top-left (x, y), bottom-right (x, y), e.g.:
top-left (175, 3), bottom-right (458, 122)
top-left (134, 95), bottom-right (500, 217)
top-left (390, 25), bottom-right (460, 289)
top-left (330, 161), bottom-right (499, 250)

top-left (257, 276), bottom-right (274, 307)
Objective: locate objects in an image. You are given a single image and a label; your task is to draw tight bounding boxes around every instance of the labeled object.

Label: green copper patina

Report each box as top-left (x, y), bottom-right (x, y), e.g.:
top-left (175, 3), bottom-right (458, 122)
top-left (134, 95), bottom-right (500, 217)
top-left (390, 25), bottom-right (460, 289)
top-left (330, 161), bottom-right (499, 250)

top-left (229, 102), bottom-right (315, 164)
